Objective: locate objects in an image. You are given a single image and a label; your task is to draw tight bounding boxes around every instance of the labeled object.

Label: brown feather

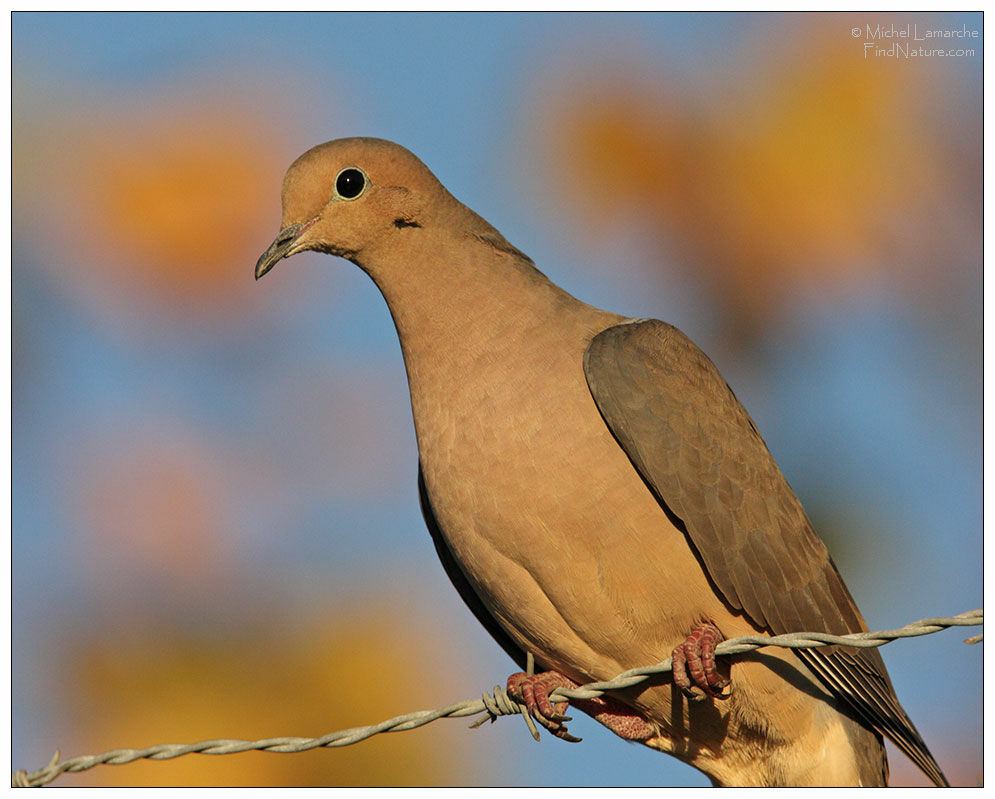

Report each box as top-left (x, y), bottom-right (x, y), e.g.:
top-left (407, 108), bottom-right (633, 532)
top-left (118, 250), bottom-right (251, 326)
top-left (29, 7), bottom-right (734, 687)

top-left (584, 318), bottom-right (946, 786)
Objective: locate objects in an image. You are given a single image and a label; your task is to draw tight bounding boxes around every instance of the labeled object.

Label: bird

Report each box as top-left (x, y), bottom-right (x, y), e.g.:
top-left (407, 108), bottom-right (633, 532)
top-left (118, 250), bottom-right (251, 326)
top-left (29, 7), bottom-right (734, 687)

top-left (254, 137), bottom-right (947, 787)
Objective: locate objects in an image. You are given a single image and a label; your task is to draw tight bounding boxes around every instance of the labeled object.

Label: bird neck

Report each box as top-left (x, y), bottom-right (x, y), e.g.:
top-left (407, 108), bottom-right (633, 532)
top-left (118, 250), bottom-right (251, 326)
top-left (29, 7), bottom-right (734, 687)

top-left (357, 227), bottom-right (615, 421)
top-left (363, 231), bottom-right (579, 359)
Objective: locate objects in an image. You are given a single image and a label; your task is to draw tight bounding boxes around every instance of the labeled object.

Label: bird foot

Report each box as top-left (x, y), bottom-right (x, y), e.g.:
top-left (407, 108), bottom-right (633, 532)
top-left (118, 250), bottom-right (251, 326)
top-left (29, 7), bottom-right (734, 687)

top-left (507, 669), bottom-right (657, 743)
top-left (507, 670), bottom-right (582, 742)
top-left (672, 623), bottom-right (731, 701)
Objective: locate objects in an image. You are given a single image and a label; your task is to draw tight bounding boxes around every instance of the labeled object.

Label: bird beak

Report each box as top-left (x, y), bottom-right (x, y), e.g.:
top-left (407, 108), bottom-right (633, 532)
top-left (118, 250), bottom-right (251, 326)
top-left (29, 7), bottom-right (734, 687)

top-left (255, 221), bottom-right (308, 280)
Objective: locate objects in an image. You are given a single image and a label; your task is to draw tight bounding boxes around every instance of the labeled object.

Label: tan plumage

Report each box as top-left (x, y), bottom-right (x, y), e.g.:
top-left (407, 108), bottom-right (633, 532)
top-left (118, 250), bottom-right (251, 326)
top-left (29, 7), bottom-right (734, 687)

top-left (255, 137), bottom-right (946, 786)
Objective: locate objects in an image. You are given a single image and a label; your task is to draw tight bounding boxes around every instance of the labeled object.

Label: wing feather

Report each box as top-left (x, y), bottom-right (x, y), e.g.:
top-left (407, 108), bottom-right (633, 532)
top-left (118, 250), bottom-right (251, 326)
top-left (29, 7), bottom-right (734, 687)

top-left (583, 319), bottom-right (946, 787)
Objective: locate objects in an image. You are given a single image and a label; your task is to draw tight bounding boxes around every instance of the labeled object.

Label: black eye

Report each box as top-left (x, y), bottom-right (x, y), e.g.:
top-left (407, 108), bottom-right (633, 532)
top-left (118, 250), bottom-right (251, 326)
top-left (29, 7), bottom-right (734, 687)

top-left (335, 167), bottom-right (366, 200)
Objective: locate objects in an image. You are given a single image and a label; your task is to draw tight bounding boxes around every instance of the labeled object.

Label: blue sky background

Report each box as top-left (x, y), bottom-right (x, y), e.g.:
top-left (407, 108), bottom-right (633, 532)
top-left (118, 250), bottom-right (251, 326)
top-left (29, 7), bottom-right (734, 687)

top-left (13, 11), bottom-right (982, 787)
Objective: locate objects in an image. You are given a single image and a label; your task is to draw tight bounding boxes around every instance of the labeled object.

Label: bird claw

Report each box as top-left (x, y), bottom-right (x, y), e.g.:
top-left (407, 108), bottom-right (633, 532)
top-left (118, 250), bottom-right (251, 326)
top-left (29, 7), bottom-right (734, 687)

top-left (672, 622), bottom-right (731, 701)
top-left (507, 670), bottom-right (583, 742)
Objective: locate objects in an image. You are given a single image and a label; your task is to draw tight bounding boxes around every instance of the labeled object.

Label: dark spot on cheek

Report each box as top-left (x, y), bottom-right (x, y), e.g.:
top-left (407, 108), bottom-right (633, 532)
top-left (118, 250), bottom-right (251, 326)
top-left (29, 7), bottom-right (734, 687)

top-left (394, 218), bottom-right (421, 229)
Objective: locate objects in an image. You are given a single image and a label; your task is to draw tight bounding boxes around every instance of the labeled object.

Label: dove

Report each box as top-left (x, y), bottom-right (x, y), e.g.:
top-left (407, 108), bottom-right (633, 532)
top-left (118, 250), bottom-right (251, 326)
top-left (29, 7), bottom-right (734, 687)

top-left (255, 137), bottom-right (947, 787)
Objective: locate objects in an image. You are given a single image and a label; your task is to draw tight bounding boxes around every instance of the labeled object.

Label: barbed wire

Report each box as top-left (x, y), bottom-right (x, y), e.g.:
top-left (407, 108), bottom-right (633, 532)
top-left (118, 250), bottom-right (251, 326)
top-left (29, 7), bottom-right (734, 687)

top-left (12, 609), bottom-right (982, 788)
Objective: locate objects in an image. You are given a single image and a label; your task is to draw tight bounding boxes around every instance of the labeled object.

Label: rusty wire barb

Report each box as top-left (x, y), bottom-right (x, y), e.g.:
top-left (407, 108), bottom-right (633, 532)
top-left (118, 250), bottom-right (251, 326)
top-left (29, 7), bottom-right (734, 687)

top-left (12, 609), bottom-right (982, 787)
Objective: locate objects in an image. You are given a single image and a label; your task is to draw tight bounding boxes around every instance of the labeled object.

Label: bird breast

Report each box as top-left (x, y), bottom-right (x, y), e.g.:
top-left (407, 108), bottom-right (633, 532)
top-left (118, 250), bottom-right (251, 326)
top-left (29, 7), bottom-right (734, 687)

top-left (406, 324), bottom-right (744, 683)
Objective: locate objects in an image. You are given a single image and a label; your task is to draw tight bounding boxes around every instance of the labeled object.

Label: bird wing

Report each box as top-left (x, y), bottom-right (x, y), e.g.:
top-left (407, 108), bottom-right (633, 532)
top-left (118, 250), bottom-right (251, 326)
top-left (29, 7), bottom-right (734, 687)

top-left (418, 464), bottom-right (527, 671)
top-left (582, 318), bottom-right (946, 787)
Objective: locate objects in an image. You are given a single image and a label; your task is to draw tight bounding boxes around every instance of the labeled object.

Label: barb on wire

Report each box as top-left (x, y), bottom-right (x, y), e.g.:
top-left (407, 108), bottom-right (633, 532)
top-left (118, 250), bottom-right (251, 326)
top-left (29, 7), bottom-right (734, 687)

top-left (12, 609), bottom-right (982, 788)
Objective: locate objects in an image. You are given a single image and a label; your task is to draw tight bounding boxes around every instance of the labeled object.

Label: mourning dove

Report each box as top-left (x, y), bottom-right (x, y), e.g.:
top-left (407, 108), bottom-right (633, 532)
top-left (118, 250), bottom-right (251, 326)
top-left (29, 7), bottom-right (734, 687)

top-left (255, 137), bottom-right (947, 787)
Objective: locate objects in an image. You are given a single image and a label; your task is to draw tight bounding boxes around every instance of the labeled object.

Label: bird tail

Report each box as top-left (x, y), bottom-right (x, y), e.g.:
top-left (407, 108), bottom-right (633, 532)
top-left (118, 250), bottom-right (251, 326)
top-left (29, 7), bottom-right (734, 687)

top-left (798, 648), bottom-right (949, 787)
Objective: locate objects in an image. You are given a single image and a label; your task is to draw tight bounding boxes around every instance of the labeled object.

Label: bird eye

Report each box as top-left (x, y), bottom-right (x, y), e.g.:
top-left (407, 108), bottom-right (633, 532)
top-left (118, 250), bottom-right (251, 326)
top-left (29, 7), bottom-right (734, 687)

top-left (335, 167), bottom-right (367, 200)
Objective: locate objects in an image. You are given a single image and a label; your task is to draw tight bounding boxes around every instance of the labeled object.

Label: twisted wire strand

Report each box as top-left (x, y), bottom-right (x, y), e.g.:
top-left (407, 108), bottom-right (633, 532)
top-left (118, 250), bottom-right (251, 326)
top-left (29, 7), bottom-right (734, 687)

top-left (12, 609), bottom-right (982, 787)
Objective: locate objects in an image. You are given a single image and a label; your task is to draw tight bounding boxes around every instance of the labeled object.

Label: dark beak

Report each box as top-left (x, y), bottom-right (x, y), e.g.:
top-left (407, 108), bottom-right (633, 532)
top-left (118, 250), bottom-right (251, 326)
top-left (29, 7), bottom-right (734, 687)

top-left (255, 222), bottom-right (306, 280)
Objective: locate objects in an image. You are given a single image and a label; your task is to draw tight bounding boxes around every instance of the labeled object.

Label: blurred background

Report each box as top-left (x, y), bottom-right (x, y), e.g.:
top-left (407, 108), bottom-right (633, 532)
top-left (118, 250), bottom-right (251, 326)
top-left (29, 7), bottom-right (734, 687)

top-left (12, 11), bottom-right (981, 787)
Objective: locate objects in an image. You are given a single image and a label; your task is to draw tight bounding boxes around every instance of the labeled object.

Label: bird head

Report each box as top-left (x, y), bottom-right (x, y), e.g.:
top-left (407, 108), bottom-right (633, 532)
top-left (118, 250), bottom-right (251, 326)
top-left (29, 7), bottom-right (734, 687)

top-left (255, 137), bottom-right (447, 279)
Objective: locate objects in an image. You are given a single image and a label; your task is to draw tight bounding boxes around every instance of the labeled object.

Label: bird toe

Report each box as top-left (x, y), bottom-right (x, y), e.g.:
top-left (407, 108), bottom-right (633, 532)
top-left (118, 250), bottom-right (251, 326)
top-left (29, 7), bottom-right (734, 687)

top-left (507, 670), bottom-right (582, 741)
top-left (672, 623), bottom-right (731, 700)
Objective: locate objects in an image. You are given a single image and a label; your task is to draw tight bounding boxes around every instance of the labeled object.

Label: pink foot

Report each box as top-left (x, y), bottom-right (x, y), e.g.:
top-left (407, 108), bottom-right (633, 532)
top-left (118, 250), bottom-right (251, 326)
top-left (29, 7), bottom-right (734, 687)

top-left (507, 670), bottom-right (581, 741)
top-left (507, 669), bottom-right (656, 743)
top-left (672, 623), bottom-right (731, 701)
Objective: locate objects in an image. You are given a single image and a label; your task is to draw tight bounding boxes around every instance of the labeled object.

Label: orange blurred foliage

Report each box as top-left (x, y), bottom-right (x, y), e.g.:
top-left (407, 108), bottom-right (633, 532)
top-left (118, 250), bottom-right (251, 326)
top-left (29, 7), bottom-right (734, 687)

top-left (74, 430), bottom-right (236, 595)
top-left (17, 92), bottom-right (288, 328)
top-left (539, 19), bottom-right (976, 343)
top-left (56, 602), bottom-right (485, 786)
top-left (86, 124), bottom-right (273, 301)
